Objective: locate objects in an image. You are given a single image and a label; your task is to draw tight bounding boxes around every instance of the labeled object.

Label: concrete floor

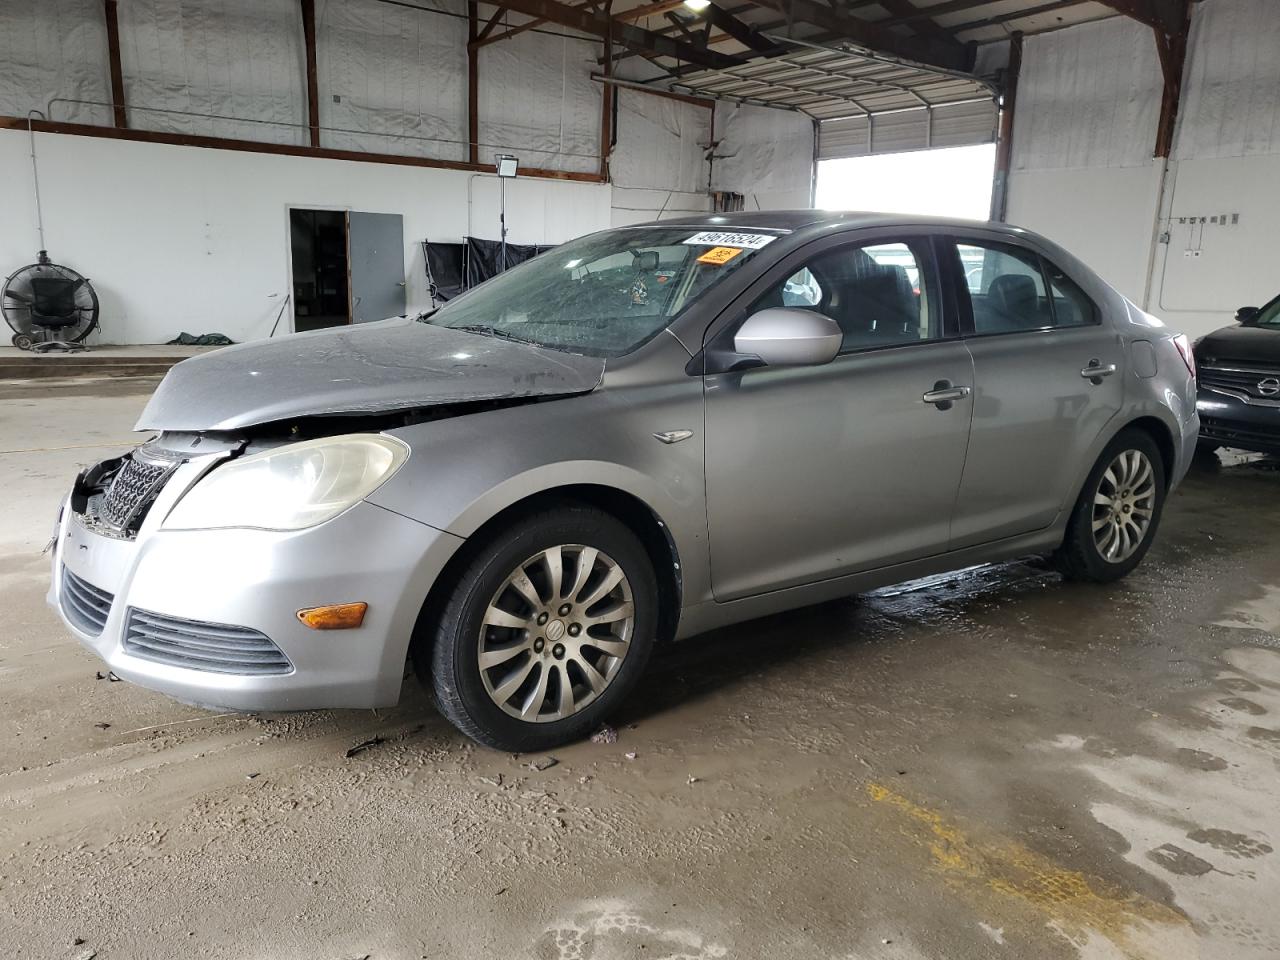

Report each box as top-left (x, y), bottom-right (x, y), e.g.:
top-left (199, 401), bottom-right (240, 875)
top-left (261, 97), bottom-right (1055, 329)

top-left (3, 377), bottom-right (1279, 960)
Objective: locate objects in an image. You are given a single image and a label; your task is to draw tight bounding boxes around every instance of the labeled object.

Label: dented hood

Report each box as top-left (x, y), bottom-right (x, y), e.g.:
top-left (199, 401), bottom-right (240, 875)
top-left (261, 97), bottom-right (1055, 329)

top-left (136, 317), bottom-right (605, 431)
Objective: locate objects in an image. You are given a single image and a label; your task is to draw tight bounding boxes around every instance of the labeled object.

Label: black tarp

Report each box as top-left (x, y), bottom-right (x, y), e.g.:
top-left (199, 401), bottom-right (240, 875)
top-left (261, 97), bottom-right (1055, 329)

top-left (464, 237), bottom-right (553, 286)
top-left (422, 240), bottom-right (466, 305)
top-left (423, 236), bottom-right (556, 305)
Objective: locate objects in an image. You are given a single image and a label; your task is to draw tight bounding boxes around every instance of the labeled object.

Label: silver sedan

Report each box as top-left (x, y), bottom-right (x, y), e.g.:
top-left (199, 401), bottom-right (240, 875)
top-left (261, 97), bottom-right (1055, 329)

top-left (49, 213), bottom-right (1199, 749)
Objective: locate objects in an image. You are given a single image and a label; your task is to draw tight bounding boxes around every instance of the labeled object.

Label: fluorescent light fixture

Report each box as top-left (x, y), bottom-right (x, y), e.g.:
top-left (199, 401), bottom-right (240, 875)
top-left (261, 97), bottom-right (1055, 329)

top-left (495, 154), bottom-right (519, 178)
top-left (684, 0), bottom-right (711, 10)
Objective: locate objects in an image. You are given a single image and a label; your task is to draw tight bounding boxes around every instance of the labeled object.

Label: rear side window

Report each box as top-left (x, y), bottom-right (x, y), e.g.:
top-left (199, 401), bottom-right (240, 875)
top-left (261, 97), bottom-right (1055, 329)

top-left (956, 241), bottom-right (1098, 334)
top-left (1043, 260), bottom-right (1099, 327)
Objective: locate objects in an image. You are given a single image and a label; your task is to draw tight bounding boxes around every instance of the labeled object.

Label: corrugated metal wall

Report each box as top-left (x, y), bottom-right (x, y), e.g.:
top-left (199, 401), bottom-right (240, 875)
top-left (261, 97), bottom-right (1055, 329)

top-left (713, 103), bottom-right (814, 209)
top-left (478, 30), bottom-right (600, 174)
top-left (1011, 14), bottom-right (1162, 171)
top-left (0, 0), bottom-right (112, 125)
top-left (1176, 0), bottom-right (1280, 160)
top-left (119, 0), bottom-right (307, 144)
top-left (318, 0), bottom-right (467, 161)
top-left (609, 90), bottom-right (713, 225)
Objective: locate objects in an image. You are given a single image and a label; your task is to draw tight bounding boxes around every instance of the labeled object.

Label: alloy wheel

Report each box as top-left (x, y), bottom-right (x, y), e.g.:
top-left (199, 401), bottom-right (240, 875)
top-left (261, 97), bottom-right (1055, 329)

top-left (1091, 449), bottom-right (1156, 563)
top-left (477, 544), bottom-right (635, 722)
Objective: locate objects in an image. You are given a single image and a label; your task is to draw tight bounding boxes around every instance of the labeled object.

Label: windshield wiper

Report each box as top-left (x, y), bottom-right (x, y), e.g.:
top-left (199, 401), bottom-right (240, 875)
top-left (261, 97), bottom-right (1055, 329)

top-left (448, 323), bottom-right (542, 346)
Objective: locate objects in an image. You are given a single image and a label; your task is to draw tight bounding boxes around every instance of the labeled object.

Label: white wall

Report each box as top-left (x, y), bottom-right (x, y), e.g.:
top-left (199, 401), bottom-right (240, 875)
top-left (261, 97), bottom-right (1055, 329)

top-left (1004, 0), bottom-right (1280, 339)
top-left (0, 128), bottom-right (611, 343)
top-left (1006, 164), bottom-right (1163, 302)
top-left (1147, 154), bottom-right (1280, 332)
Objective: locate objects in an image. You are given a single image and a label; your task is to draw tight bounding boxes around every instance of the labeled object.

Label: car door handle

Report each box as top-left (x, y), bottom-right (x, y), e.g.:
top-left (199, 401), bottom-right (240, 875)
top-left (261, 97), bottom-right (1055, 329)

top-left (1080, 360), bottom-right (1117, 382)
top-left (922, 385), bottom-right (971, 405)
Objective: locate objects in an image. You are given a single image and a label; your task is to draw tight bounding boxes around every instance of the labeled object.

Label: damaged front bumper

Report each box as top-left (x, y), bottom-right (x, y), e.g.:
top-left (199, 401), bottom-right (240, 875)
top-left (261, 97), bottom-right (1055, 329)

top-left (48, 444), bottom-right (463, 712)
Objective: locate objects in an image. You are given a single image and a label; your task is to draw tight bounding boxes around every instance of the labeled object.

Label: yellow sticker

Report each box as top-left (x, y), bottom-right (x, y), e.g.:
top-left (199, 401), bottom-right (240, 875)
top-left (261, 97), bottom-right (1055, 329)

top-left (697, 245), bottom-right (744, 266)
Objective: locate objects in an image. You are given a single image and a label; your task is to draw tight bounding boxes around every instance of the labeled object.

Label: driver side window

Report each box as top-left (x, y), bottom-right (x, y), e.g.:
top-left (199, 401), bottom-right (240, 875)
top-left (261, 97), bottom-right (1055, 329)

top-left (755, 240), bottom-right (939, 354)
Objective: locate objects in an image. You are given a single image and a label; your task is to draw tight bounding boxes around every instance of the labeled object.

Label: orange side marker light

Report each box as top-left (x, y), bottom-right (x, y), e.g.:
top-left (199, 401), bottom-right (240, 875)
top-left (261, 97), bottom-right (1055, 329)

top-left (297, 602), bottom-right (368, 630)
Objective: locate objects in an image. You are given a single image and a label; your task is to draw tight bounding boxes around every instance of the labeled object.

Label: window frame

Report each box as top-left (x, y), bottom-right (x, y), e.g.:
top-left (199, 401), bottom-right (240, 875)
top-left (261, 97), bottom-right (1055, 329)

top-left (941, 235), bottom-right (1101, 339)
top-left (706, 231), bottom-right (958, 366)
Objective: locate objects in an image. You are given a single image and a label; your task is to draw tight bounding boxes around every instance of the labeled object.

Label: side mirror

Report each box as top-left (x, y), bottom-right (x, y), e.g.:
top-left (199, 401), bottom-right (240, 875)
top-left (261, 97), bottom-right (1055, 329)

top-left (1237, 306), bottom-right (1260, 324)
top-left (733, 308), bottom-right (842, 368)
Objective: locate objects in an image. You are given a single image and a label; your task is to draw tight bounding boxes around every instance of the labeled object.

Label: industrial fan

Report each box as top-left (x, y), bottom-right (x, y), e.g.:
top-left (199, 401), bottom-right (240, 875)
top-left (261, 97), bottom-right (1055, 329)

top-left (2, 251), bottom-right (100, 351)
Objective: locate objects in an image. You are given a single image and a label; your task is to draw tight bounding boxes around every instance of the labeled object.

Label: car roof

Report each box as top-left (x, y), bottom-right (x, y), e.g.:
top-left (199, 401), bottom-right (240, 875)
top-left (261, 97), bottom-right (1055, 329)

top-left (635, 210), bottom-right (1017, 234)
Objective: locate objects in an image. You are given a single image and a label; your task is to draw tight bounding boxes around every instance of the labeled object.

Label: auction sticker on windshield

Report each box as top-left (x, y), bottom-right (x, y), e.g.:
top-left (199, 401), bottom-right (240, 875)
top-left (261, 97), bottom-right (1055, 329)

top-left (696, 246), bottom-right (744, 266)
top-left (683, 231), bottom-right (778, 249)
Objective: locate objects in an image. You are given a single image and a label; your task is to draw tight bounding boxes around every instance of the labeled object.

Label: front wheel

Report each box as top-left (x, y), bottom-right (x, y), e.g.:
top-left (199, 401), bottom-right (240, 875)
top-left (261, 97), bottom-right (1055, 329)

top-left (1054, 428), bottom-right (1167, 582)
top-left (415, 505), bottom-right (658, 750)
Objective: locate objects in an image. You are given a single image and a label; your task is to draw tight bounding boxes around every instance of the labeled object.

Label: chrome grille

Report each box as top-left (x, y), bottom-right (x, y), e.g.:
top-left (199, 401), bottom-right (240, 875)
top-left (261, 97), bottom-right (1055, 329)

top-left (61, 567), bottom-right (114, 636)
top-left (1199, 363), bottom-right (1280, 400)
top-left (123, 609), bottom-right (293, 676)
top-left (97, 455), bottom-right (174, 532)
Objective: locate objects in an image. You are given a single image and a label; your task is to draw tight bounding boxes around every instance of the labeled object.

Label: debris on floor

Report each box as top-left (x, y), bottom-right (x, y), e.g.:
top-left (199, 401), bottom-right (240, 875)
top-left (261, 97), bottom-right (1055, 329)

top-left (590, 725), bottom-right (618, 744)
top-left (527, 756), bottom-right (559, 772)
top-left (344, 736), bottom-right (386, 758)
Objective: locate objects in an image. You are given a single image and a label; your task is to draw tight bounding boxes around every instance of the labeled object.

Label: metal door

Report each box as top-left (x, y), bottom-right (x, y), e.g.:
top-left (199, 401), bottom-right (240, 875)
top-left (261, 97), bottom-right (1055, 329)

top-left (348, 212), bottom-right (406, 323)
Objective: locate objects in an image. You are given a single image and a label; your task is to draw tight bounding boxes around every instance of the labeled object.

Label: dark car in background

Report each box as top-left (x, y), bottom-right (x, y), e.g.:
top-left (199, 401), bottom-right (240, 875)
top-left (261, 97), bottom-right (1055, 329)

top-left (1195, 297), bottom-right (1280, 455)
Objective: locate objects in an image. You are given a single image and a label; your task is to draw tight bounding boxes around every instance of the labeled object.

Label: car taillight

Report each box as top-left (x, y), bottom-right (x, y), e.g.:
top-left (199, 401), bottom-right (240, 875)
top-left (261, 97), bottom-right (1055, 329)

top-left (1173, 333), bottom-right (1196, 378)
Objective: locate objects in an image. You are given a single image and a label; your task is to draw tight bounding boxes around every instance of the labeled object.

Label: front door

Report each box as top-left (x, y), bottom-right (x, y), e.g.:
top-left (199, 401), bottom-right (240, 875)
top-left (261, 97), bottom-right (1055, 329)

top-left (703, 236), bottom-right (974, 601)
top-left (945, 236), bottom-right (1124, 547)
top-left (348, 211), bottom-right (406, 322)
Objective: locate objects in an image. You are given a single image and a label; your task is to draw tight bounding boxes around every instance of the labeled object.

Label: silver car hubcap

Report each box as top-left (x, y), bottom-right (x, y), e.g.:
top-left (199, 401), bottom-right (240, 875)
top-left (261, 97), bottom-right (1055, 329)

top-left (1092, 450), bottom-right (1156, 563)
top-left (478, 545), bottom-right (634, 722)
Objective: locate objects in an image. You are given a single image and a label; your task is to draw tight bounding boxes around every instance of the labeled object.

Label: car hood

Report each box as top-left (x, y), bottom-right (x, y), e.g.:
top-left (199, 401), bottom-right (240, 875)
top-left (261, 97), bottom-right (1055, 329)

top-left (1195, 324), bottom-right (1280, 365)
top-left (136, 317), bottom-right (606, 431)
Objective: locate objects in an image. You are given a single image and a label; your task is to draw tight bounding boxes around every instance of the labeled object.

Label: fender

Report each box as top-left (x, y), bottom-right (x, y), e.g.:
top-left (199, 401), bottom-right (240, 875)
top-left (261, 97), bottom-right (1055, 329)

top-left (367, 378), bottom-right (715, 607)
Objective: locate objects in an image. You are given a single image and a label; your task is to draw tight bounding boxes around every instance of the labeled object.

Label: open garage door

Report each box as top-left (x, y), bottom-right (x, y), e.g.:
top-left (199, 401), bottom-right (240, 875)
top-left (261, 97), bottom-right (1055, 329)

top-left (818, 99), bottom-right (997, 159)
top-left (672, 37), bottom-right (998, 161)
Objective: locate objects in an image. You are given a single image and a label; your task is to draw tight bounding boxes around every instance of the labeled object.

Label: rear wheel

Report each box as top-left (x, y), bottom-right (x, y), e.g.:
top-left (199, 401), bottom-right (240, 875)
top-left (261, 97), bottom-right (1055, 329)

top-left (415, 505), bottom-right (657, 750)
top-left (1055, 428), bottom-right (1166, 582)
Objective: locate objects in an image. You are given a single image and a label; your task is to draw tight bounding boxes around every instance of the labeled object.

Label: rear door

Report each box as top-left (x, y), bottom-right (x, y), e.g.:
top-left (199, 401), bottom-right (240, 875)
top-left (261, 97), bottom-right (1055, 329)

top-left (702, 232), bottom-right (974, 601)
top-left (944, 234), bottom-right (1123, 548)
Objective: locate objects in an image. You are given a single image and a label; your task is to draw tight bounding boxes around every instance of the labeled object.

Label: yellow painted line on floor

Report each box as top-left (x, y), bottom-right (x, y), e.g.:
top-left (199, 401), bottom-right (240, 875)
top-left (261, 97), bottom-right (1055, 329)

top-left (0, 441), bottom-right (140, 455)
top-left (867, 782), bottom-right (1187, 950)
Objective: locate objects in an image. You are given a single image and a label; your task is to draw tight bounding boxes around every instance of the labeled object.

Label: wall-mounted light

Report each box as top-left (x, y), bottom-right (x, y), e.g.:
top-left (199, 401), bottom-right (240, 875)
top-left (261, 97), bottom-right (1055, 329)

top-left (683, 0), bottom-right (711, 10)
top-left (495, 154), bottom-right (519, 178)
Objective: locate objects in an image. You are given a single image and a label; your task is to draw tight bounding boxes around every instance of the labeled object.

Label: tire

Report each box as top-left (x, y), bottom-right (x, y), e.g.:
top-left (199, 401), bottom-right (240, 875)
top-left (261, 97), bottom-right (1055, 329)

top-left (1054, 428), bottom-right (1167, 583)
top-left (415, 504), bottom-right (658, 751)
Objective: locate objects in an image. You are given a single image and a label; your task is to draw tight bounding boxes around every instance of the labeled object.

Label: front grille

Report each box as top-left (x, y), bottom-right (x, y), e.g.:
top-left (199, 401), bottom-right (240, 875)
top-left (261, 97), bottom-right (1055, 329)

top-left (1199, 363), bottom-right (1280, 401)
top-left (123, 609), bottom-right (293, 676)
top-left (97, 455), bottom-right (175, 534)
top-left (61, 567), bottom-right (114, 635)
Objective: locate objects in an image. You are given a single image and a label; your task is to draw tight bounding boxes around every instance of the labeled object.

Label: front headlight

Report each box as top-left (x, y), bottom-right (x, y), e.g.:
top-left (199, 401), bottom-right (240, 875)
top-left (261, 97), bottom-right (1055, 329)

top-left (163, 434), bottom-right (409, 532)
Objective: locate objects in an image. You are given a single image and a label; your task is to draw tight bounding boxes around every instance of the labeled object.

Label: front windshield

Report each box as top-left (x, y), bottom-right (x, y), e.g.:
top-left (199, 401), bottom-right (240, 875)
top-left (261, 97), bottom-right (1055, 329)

top-left (1253, 297), bottom-right (1280, 326)
top-left (423, 226), bottom-right (782, 357)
